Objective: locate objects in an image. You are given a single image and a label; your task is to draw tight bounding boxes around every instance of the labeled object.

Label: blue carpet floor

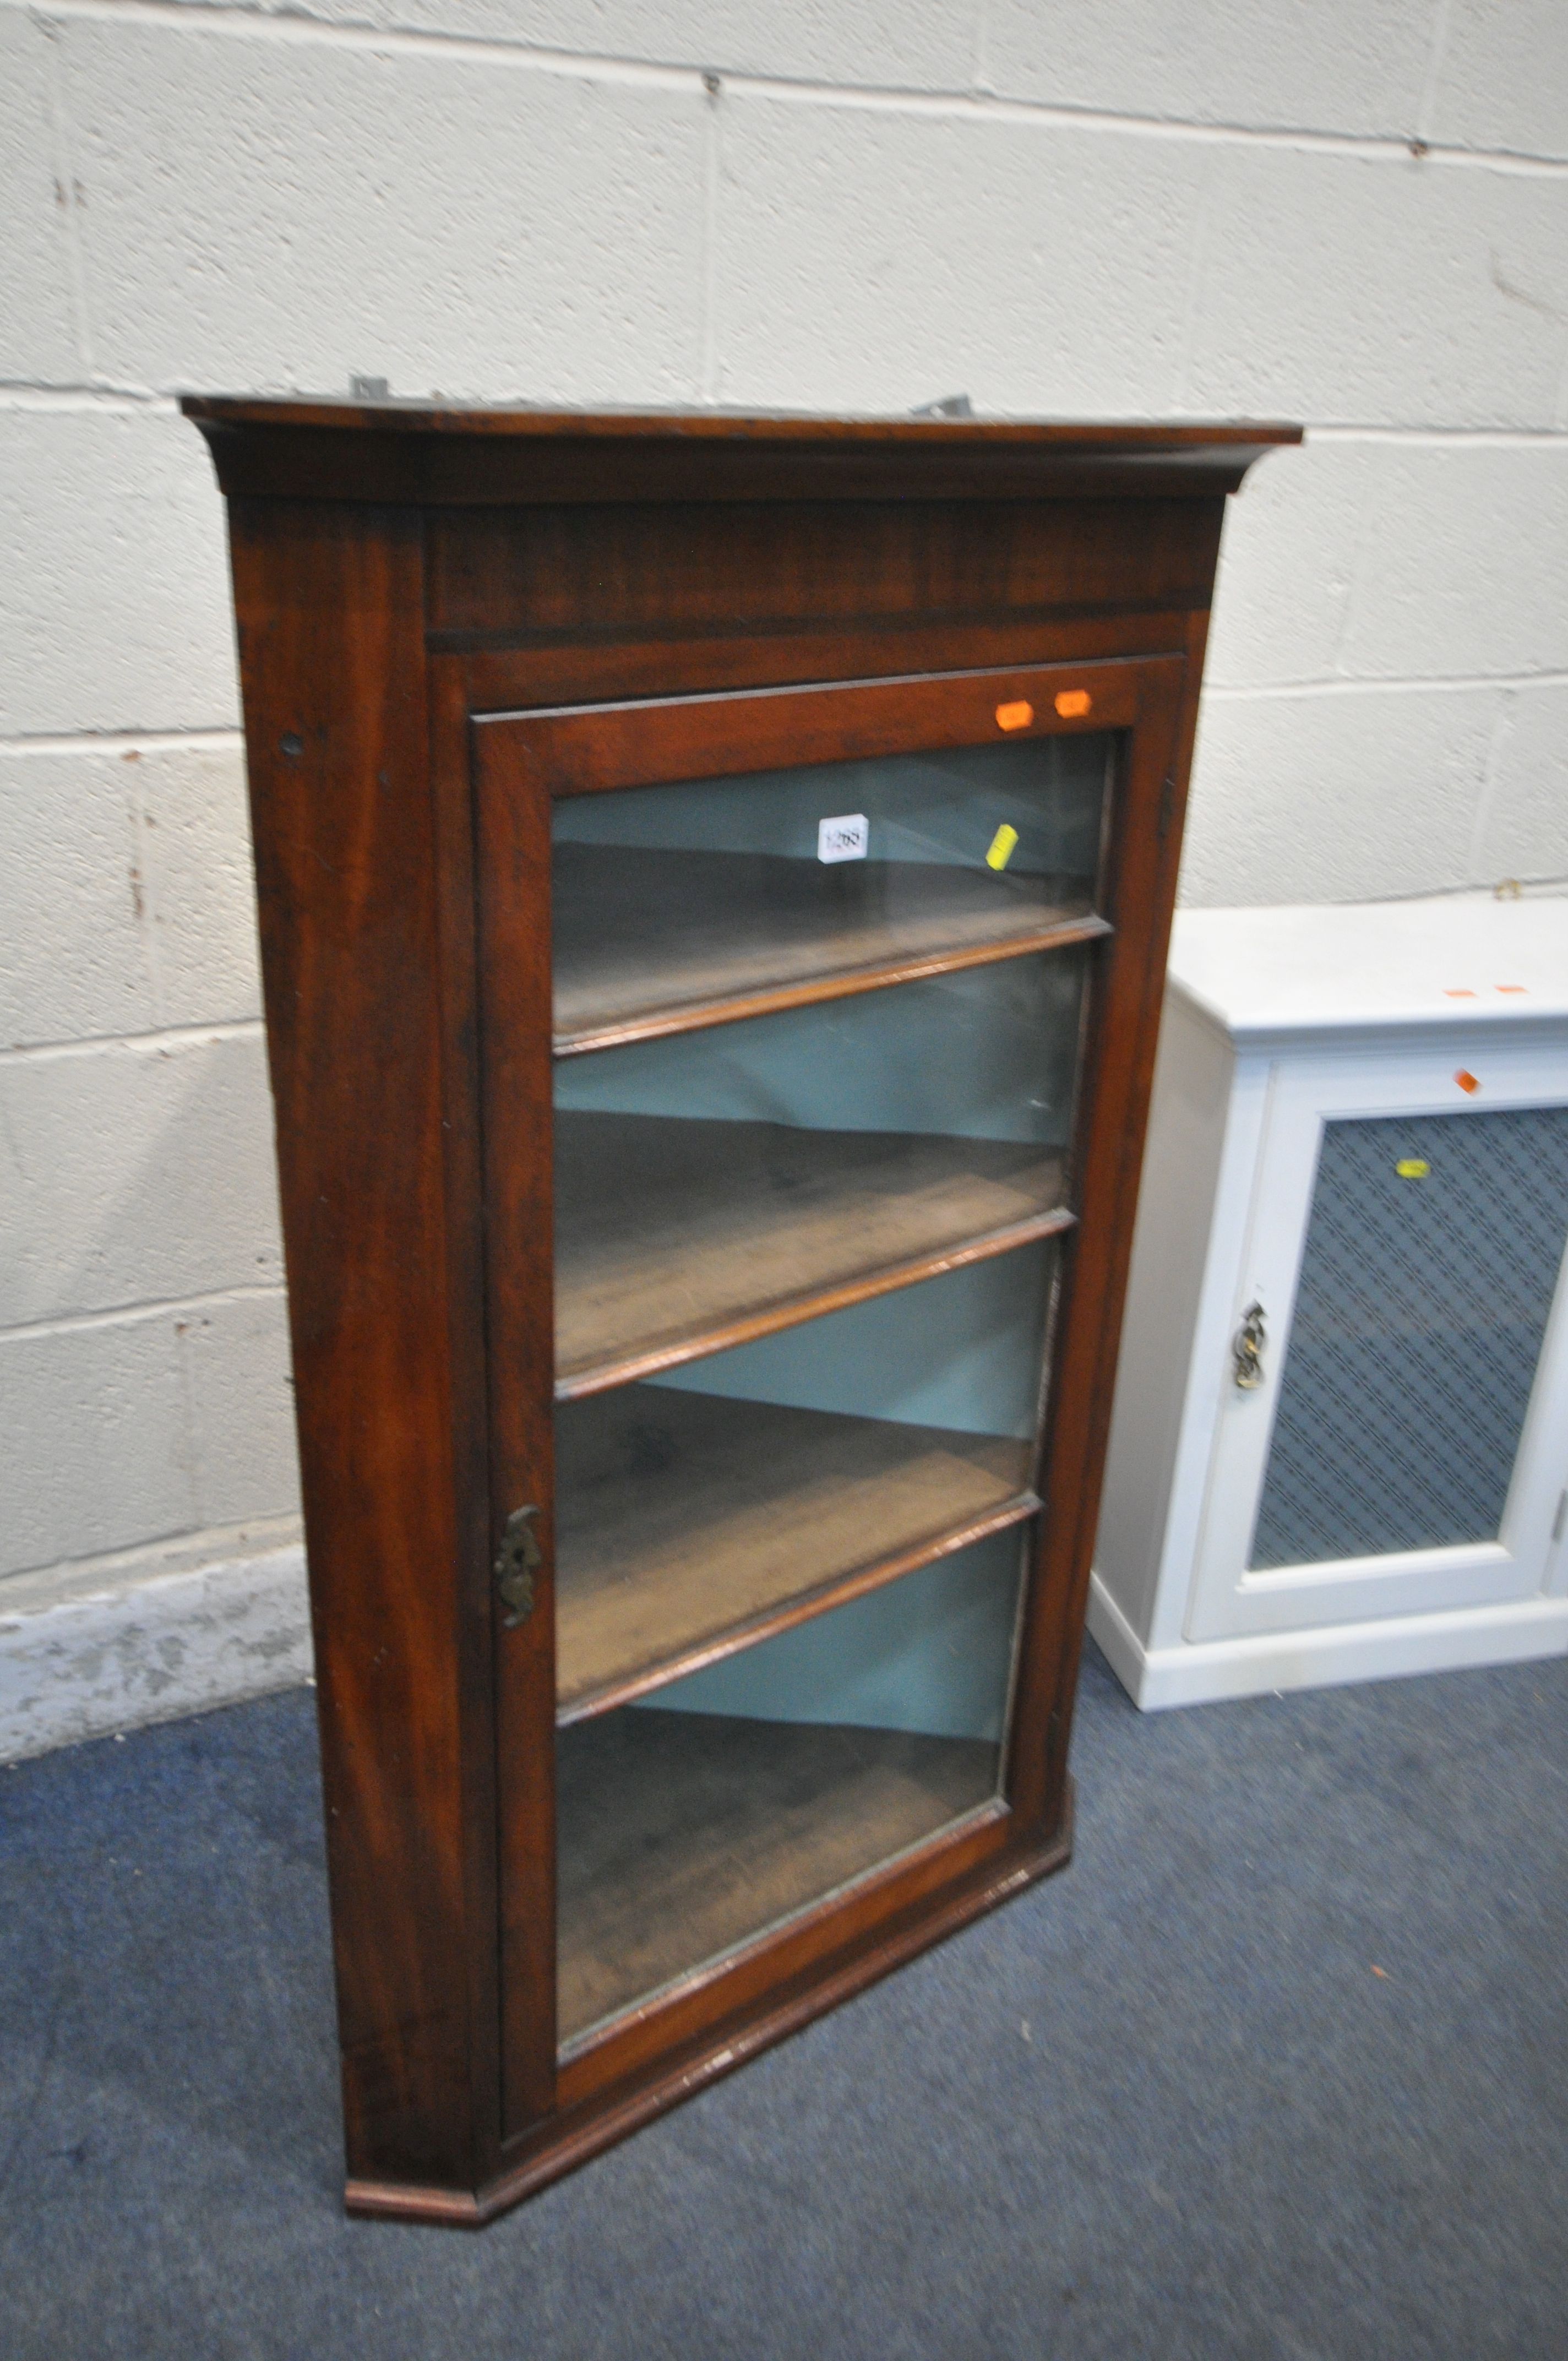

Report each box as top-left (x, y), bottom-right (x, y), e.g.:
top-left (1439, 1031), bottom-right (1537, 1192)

top-left (2, 1639), bottom-right (1565, 2360)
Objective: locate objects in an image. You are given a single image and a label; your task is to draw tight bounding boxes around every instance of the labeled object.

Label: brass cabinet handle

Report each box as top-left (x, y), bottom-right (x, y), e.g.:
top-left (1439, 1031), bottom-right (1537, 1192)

top-left (494, 1505), bottom-right (542, 1628)
top-left (1232, 1302), bottom-right (1266, 1390)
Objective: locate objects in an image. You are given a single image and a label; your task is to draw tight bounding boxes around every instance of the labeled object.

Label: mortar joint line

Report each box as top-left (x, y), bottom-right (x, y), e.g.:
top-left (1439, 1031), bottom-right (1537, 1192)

top-left (0, 1018), bottom-right (265, 1065)
top-left (1464, 688), bottom-right (1517, 885)
top-left (1205, 671), bottom-right (1568, 702)
top-left (0, 728), bottom-right (245, 753)
top-left (1414, 0), bottom-right (1457, 150)
top-left (0, 1514), bottom-right (306, 1604)
top-left (36, 17), bottom-right (97, 381)
top-left (1, 1281), bottom-right (287, 1348)
top-left (10, 0), bottom-right (1568, 175)
top-left (699, 69), bottom-right (721, 405)
top-left (969, 0), bottom-right (990, 99)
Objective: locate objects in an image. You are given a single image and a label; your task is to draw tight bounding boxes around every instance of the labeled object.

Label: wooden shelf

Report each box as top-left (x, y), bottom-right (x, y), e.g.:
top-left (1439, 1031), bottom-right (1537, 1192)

top-left (557, 1706), bottom-right (999, 2043)
top-left (555, 1383), bottom-right (1036, 1721)
top-left (553, 842), bottom-right (1108, 1054)
top-left (555, 1111), bottom-right (1071, 1397)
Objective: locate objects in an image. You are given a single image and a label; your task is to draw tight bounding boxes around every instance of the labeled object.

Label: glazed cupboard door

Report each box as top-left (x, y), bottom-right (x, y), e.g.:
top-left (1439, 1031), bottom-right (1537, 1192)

top-left (473, 656), bottom-right (1185, 2136)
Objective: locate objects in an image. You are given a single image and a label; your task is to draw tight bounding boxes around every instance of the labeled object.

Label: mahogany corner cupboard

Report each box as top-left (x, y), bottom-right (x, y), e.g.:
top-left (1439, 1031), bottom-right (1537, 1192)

top-left (182, 398), bottom-right (1299, 2223)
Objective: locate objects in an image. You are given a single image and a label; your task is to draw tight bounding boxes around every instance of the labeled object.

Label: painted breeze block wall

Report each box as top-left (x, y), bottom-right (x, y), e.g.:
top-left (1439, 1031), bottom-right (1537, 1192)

top-left (3, 0), bottom-right (1566, 1752)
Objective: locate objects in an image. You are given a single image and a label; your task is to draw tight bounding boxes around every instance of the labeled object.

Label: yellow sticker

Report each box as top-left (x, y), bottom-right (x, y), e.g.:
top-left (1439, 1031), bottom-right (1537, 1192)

top-left (1395, 1158), bottom-right (1430, 1179)
top-left (986, 824), bottom-right (1020, 872)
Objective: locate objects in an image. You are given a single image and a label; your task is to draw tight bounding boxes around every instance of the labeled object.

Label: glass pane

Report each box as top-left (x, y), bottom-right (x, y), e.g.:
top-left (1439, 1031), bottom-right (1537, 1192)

top-left (554, 951), bottom-right (1085, 1389)
top-left (1250, 1107), bottom-right (1568, 1569)
top-left (555, 1243), bottom-right (1053, 1716)
top-left (557, 1526), bottom-right (1025, 2046)
top-left (552, 733), bottom-right (1113, 1046)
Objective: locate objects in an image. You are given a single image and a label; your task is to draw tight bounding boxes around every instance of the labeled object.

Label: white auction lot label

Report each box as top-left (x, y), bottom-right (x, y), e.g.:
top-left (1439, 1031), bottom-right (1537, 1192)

top-left (817, 813), bottom-right (869, 864)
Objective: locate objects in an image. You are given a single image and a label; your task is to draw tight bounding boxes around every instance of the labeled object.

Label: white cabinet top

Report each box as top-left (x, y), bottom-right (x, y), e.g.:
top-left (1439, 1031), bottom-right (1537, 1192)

top-left (1168, 896), bottom-right (1568, 1048)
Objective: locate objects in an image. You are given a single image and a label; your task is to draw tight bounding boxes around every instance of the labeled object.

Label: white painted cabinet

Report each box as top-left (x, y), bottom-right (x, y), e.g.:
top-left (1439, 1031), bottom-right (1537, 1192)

top-left (1091, 898), bottom-right (1568, 1709)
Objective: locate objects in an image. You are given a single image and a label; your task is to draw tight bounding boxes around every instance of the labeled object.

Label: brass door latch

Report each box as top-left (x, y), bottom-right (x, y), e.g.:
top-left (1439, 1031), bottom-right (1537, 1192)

top-left (494, 1505), bottom-right (542, 1628)
top-left (1232, 1301), bottom-right (1266, 1390)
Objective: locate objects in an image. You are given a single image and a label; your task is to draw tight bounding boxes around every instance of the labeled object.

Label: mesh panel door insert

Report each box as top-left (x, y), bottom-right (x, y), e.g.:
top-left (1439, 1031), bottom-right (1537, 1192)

top-left (1249, 1106), bottom-right (1568, 1569)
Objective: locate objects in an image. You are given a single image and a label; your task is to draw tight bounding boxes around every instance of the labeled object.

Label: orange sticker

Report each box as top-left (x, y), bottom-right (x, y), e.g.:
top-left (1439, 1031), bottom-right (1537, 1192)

top-left (1444, 988), bottom-right (1477, 999)
top-left (1495, 984), bottom-right (1528, 994)
top-left (1455, 1069), bottom-right (1481, 1095)
top-left (1054, 689), bottom-right (1092, 719)
top-left (995, 699), bottom-right (1034, 732)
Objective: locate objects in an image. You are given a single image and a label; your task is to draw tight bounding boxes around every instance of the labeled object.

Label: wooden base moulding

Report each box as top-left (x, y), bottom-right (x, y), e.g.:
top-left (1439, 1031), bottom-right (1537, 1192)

top-left (345, 1787), bottom-right (1075, 2226)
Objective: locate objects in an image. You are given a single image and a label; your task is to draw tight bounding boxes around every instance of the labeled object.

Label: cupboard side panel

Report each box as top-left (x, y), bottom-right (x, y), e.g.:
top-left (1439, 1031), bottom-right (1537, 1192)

top-left (227, 499), bottom-right (480, 2190)
top-left (1092, 997), bottom-right (1239, 1650)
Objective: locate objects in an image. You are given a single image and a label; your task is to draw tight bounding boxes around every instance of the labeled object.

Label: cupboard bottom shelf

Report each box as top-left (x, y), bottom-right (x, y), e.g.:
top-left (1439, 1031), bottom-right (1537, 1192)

top-left (557, 1707), bottom-right (1000, 2045)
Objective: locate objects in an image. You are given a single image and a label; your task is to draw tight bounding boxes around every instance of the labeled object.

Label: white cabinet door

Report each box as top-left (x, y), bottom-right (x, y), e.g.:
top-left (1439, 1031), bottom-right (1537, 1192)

top-left (1187, 1040), bottom-right (1568, 1642)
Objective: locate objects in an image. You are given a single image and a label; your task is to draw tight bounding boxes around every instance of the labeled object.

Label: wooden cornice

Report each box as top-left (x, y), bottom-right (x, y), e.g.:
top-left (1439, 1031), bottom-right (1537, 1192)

top-left (182, 396), bottom-right (1302, 507)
